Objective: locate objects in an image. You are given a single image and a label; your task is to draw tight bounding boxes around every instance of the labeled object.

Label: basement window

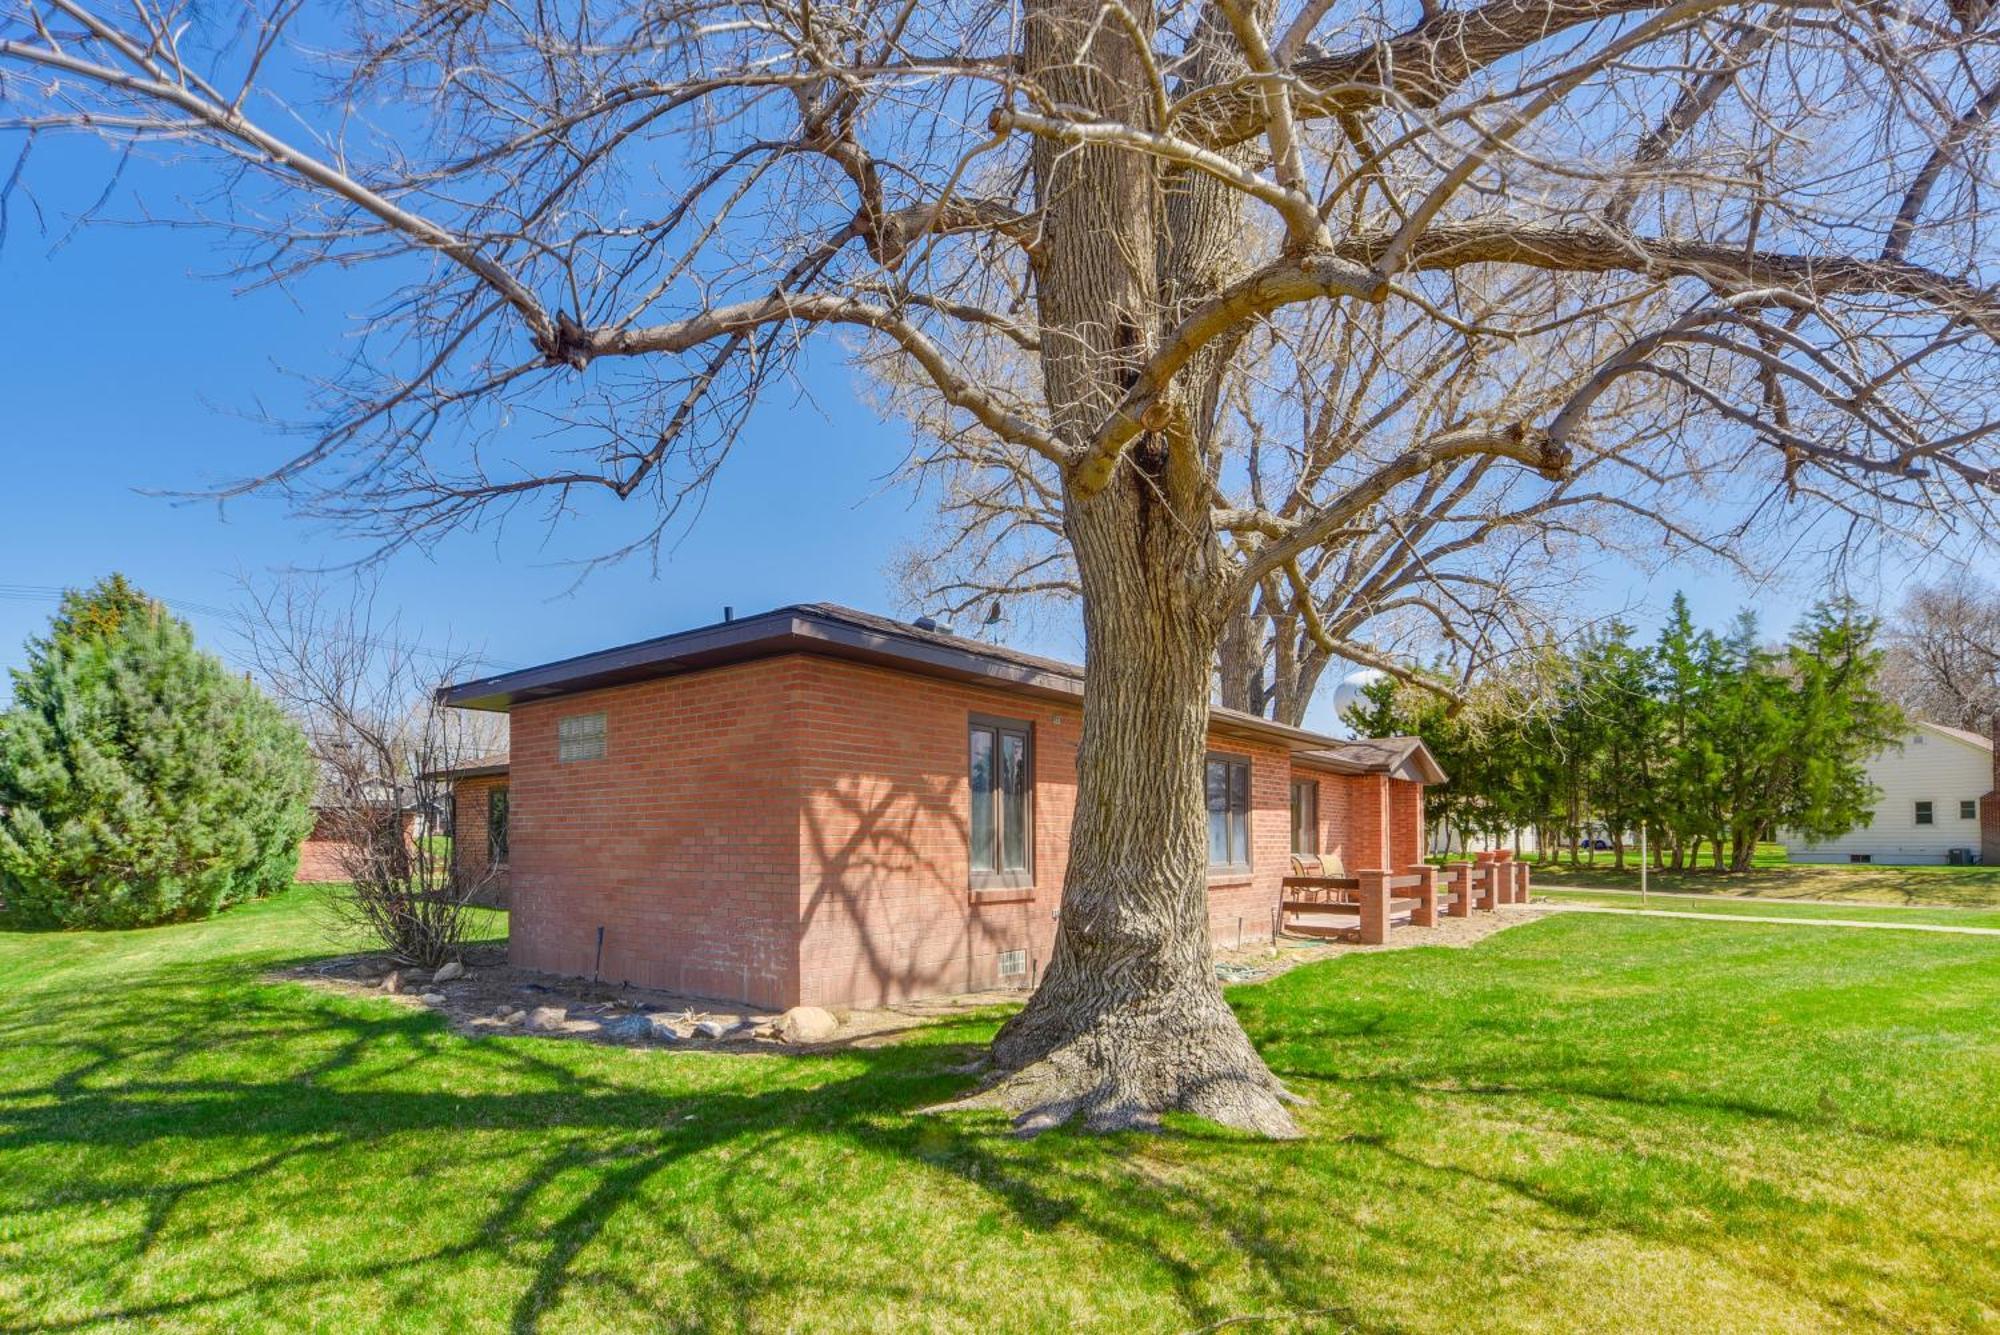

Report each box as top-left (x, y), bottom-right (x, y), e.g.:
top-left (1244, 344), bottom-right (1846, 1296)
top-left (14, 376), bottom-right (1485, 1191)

top-left (969, 716), bottom-right (1033, 890)
top-left (557, 712), bottom-right (607, 763)
top-left (1914, 800), bottom-right (1935, 827)
top-left (1207, 754), bottom-right (1252, 872)
top-left (1849, 853), bottom-right (1872, 864)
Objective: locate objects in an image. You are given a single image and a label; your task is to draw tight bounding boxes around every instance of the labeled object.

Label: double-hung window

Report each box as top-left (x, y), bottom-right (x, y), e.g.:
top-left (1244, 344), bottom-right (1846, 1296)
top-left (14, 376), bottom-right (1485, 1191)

top-left (1914, 800), bottom-right (1935, 826)
top-left (1290, 779), bottom-right (1319, 856)
top-left (970, 717), bottom-right (1033, 889)
top-left (1962, 799), bottom-right (1979, 820)
top-left (1207, 754), bottom-right (1252, 872)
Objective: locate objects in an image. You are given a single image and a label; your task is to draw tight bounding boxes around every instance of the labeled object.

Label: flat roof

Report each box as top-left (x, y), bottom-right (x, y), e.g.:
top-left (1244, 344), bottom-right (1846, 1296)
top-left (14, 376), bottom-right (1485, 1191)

top-left (416, 757), bottom-right (512, 782)
top-left (439, 602), bottom-right (1443, 775)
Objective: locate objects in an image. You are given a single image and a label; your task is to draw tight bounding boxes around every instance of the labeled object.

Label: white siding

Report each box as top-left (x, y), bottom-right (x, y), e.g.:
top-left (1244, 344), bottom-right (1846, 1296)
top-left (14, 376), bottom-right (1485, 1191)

top-left (1784, 723), bottom-right (1992, 865)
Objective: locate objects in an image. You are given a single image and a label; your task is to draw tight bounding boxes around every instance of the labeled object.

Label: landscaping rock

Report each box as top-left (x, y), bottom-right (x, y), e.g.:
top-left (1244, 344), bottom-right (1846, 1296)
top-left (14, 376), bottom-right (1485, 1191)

top-left (525, 1006), bottom-right (568, 1033)
top-left (419, 991), bottom-right (447, 1005)
top-left (775, 1006), bottom-right (839, 1043)
top-left (432, 961), bottom-right (466, 984)
top-left (693, 1018), bottom-right (732, 1040)
top-left (602, 1013), bottom-right (654, 1040)
top-left (380, 971), bottom-right (400, 994)
top-left (502, 1010), bottom-right (527, 1025)
top-left (646, 1016), bottom-right (681, 1041)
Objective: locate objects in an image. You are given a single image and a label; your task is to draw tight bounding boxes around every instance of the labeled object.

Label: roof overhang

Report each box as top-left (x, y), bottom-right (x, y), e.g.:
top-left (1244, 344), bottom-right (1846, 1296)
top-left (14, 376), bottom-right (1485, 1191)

top-left (1295, 738), bottom-right (1448, 785)
top-left (418, 760), bottom-right (511, 782)
top-left (441, 606), bottom-right (1088, 712)
top-left (438, 604), bottom-right (1351, 755)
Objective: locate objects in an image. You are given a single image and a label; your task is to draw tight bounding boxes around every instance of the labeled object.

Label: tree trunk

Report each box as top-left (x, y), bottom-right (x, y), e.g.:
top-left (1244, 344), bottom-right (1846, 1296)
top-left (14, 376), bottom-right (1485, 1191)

top-left (964, 490), bottom-right (1299, 1137)
top-left (944, 0), bottom-right (1297, 1138)
top-left (1215, 603), bottom-right (1266, 717)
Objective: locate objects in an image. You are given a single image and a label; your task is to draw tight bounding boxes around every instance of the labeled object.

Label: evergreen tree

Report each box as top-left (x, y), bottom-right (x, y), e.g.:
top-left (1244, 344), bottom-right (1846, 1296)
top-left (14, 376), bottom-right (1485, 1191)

top-left (0, 578), bottom-right (316, 928)
top-left (1767, 600), bottom-right (1904, 862)
top-left (1582, 622), bottom-right (1657, 870)
top-left (1652, 594), bottom-right (1723, 869)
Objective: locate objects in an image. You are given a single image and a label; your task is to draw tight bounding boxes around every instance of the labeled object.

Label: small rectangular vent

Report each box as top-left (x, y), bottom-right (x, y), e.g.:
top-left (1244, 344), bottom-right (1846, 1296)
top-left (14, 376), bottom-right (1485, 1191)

top-left (558, 712), bottom-right (607, 763)
top-left (997, 949), bottom-right (1028, 980)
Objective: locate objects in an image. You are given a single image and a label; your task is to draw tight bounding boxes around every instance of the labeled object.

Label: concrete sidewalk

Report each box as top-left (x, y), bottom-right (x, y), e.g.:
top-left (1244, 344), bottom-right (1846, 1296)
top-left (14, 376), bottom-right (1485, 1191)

top-left (1543, 883), bottom-right (1989, 911)
top-left (1542, 903), bottom-right (2000, 936)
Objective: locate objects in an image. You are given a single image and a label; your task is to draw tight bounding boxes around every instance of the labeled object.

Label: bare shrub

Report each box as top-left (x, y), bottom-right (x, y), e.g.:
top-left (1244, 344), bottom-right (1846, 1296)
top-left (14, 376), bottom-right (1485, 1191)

top-left (238, 578), bottom-right (507, 967)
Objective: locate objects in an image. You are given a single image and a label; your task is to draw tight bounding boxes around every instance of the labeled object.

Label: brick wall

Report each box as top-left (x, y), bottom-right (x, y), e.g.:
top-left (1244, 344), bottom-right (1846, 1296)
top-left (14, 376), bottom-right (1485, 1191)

top-left (507, 657), bottom-right (808, 1008)
top-left (451, 774), bottom-right (511, 906)
top-left (789, 656), bottom-right (1295, 1006)
top-left (295, 809), bottom-right (349, 883)
top-left (1292, 767), bottom-right (1390, 871)
top-left (1984, 723), bottom-right (2000, 867)
top-left (1388, 780), bottom-right (1426, 869)
top-left (500, 652), bottom-right (1417, 1009)
top-left (791, 658), bottom-right (1069, 1006)
top-left (293, 808), bottom-right (419, 884)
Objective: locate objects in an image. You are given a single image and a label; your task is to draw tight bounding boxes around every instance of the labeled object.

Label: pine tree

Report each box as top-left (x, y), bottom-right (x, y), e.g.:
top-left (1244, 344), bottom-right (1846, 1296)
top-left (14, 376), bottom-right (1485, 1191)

top-left (1771, 600), bottom-right (1904, 858)
top-left (0, 578), bottom-right (317, 928)
top-left (1652, 594), bottom-right (1723, 869)
top-left (1582, 623), bottom-right (1656, 870)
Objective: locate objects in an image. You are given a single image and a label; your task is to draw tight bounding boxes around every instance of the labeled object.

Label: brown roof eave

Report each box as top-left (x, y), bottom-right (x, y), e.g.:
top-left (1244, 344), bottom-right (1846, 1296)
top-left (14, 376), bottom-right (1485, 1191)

top-left (417, 760), bottom-right (511, 782)
top-left (436, 603), bottom-right (1349, 754)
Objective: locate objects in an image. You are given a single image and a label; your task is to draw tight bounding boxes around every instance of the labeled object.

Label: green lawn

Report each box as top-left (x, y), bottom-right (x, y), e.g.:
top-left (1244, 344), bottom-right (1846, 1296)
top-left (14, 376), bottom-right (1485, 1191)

top-left (4, 890), bottom-right (2000, 1332)
top-left (1517, 842), bottom-right (2000, 907)
top-left (1538, 888), bottom-right (2000, 928)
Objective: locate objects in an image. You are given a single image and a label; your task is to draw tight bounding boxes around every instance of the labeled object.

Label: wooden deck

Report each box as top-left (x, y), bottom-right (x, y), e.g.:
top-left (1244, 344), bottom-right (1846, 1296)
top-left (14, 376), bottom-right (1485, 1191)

top-left (1281, 859), bottom-right (1531, 944)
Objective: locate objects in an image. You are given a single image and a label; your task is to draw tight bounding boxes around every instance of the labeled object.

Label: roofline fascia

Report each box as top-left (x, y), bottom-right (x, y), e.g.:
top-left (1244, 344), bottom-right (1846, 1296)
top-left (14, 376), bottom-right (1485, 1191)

top-left (437, 605), bottom-right (1348, 755)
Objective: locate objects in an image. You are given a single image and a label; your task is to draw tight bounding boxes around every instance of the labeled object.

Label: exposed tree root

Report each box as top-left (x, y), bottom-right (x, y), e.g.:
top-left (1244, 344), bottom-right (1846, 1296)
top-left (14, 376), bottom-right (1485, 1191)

top-left (932, 971), bottom-right (1304, 1139)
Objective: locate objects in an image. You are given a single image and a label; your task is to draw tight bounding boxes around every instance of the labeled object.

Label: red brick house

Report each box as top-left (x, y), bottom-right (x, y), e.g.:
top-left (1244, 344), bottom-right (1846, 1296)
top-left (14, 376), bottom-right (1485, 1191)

top-left (429, 757), bottom-right (511, 902)
top-left (436, 604), bottom-right (1442, 1009)
top-left (294, 801), bottom-right (422, 884)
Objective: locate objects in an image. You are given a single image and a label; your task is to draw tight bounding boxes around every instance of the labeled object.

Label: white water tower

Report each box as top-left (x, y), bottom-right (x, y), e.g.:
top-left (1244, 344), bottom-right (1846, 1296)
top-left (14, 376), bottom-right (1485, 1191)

top-left (1330, 667), bottom-right (1389, 729)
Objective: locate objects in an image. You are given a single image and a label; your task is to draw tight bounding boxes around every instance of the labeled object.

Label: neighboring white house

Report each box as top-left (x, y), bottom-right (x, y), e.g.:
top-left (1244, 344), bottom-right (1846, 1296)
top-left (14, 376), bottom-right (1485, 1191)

top-left (1785, 720), bottom-right (1996, 865)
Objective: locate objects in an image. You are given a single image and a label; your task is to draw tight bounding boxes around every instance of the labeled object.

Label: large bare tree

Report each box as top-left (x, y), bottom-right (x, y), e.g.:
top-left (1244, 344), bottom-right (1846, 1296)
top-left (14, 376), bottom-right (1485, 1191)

top-left (7, 0), bottom-right (2000, 1135)
top-left (1883, 575), bottom-right (2000, 731)
top-left (897, 280), bottom-right (1694, 724)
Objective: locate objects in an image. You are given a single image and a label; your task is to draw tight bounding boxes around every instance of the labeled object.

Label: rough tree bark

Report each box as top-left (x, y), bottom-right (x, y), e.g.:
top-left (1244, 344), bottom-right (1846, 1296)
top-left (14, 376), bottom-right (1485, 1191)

top-left (974, 493), bottom-right (1299, 1136)
top-left (950, 0), bottom-right (1302, 1136)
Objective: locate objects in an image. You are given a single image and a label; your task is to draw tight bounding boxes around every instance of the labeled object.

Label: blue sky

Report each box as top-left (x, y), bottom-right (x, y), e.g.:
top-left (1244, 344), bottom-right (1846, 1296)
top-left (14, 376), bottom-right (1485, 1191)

top-left (0, 134), bottom-right (1966, 730)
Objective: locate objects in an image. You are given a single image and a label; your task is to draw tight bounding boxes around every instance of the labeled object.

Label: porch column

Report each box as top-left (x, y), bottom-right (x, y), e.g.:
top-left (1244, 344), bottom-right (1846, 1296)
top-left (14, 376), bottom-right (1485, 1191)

top-left (1475, 852), bottom-right (1500, 911)
top-left (1407, 865), bottom-right (1438, 928)
top-left (1357, 870), bottom-right (1391, 945)
top-left (1446, 863), bottom-right (1473, 918)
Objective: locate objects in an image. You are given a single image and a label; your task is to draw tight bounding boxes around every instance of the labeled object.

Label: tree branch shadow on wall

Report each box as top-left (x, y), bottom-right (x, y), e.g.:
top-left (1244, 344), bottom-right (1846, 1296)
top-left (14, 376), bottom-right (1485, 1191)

top-left (797, 770), bottom-right (1048, 1009)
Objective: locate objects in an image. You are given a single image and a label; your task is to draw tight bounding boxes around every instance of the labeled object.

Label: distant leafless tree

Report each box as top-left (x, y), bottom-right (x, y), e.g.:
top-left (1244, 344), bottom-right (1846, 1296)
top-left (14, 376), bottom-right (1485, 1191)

top-left (1884, 576), bottom-right (2000, 732)
top-left (236, 577), bottom-right (507, 966)
top-left (8, 0), bottom-right (2000, 1135)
